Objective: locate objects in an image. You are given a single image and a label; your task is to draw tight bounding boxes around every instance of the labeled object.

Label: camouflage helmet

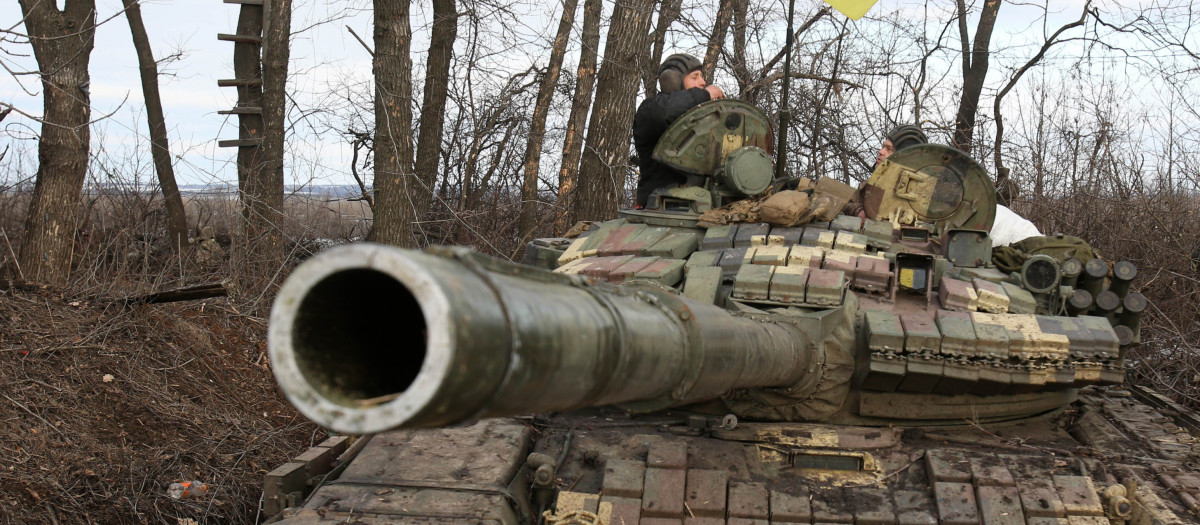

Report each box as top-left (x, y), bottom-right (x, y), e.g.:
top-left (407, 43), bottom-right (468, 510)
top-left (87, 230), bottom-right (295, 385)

top-left (885, 124), bottom-right (928, 152)
top-left (658, 53), bottom-right (703, 93)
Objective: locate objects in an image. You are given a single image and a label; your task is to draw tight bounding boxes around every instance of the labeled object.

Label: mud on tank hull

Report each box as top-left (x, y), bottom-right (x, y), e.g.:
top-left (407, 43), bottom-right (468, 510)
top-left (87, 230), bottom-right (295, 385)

top-left (266, 388), bottom-right (1199, 524)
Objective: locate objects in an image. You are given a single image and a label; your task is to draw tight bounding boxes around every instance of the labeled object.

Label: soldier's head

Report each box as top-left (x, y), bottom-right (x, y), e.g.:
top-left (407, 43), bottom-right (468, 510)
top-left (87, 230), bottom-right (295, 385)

top-left (658, 54), bottom-right (704, 93)
top-left (877, 124), bottom-right (928, 166)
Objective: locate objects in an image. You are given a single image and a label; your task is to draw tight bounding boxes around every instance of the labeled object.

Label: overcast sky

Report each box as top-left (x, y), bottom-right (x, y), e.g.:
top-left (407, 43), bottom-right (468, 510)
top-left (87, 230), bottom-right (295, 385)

top-left (2, 0), bottom-right (383, 188)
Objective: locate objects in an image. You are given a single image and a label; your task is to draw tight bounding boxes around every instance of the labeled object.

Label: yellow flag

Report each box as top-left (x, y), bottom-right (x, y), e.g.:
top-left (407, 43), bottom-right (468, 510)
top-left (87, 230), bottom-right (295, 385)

top-left (822, 0), bottom-right (880, 20)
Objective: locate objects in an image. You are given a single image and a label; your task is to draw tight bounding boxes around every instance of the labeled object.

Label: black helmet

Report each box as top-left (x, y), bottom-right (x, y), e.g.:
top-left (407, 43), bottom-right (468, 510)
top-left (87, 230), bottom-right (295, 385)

top-left (658, 53), bottom-right (703, 93)
top-left (885, 125), bottom-right (927, 152)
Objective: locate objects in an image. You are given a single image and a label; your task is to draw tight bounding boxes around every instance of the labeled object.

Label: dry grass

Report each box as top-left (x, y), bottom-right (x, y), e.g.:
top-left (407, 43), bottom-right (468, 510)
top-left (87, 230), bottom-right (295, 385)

top-left (184, 193), bottom-right (373, 245)
top-left (0, 190), bottom-right (373, 306)
top-left (0, 286), bottom-right (324, 524)
top-left (0, 190), bottom-right (362, 525)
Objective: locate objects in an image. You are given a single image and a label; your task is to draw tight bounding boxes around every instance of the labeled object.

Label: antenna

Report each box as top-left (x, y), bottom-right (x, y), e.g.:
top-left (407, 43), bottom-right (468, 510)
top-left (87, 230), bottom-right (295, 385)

top-left (775, 0), bottom-right (798, 179)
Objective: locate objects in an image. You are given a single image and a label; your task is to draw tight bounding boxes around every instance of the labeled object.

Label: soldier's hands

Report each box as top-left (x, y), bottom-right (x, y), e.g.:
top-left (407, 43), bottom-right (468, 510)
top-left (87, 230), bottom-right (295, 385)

top-left (706, 85), bottom-right (726, 100)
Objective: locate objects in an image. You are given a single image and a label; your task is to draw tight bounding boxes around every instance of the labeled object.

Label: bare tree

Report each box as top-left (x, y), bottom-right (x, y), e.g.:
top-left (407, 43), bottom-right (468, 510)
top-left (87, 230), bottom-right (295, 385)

top-left (413, 0), bottom-right (457, 232)
top-left (573, 0), bottom-right (655, 222)
top-left (555, 0), bottom-right (601, 228)
top-left (518, 0), bottom-right (577, 241)
top-left (641, 0), bottom-right (682, 97)
top-left (800, 20), bottom-right (851, 181)
top-left (951, 0), bottom-right (1002, 153)
top-left (991, 3), bottom-right (1088, 192)
top-left (369, 1), bottom-right (417, 247)
top-left (730, 0), bottom-right (752, 97)
top-left (229, 0), bottom-right (266, 240)
top-left (457, 72), bottom-right (536, 214)
top-left (16, 0), bottom-right (96, 285)
top-left (245, 0), bottom-right (291, 259)
top-left (121, 0), bottom-right (188, 252)
top-left (740, 6), bottom-right (830, 102)
top-left (702, 0), bottom-right (736, 81)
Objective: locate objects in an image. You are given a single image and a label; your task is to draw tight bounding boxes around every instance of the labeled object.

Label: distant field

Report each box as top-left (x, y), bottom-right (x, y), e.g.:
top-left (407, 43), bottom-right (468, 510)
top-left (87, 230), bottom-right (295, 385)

top-left (182, 193), bottom-right (373, 242)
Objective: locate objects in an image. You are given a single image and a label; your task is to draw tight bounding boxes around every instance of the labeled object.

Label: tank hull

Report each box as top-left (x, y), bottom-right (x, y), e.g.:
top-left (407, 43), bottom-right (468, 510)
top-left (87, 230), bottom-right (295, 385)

top-left (262, 137), bottom-right (1174, 524)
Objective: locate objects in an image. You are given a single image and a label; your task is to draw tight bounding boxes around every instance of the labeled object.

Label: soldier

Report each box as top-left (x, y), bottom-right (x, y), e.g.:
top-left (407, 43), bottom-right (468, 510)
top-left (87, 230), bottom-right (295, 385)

top-left (874, 124), bottom-right (927, 167)
top-left (633, 53), bottom-right (726, 207)
top-left (844, 124), bottom-right (928, 217)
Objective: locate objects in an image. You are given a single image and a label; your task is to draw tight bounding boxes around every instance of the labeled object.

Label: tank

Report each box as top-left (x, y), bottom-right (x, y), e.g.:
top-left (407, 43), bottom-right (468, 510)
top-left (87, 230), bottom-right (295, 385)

top-left (261, 101), bottom-right (1198, 524)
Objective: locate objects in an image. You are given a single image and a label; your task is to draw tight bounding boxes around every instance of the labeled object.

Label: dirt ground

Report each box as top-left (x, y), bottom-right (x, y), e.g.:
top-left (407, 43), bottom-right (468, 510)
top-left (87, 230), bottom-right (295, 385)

top-left (0, 282), bottom-right (324, 525)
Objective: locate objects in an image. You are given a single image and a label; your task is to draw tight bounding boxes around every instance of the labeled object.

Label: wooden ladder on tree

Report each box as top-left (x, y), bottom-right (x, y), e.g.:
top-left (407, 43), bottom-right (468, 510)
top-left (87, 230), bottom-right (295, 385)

top-left (217, 0), bottom-right (268, 149)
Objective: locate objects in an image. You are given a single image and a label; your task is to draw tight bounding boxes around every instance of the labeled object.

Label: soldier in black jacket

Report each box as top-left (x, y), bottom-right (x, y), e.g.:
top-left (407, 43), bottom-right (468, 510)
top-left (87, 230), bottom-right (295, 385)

top-left (633, 54), bottom-right (725, 207)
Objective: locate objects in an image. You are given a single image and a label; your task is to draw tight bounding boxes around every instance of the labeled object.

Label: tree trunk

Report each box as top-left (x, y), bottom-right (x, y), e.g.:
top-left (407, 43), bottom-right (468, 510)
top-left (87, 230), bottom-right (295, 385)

top-left (702, 0), bottom-right (736, 82)
top-left (519, 0), bottom-right (577, 242)
top-left (369, 0), bottom-right (417, 247)
top-left (245, 0), bottom-right (291, 259)
top-left (554, 0), bottom-right (602, 230)
top-left (573, 0), bottom-right (654, 222)
top-left (412, 0), bottom-right (457, 234)
top-left (730, 0), bottom-right (752, 99)
top-left (122, 0), bottom-right (188, 252)
top-left (16, 0), bottom-right (96, 285)
top-left (641, 0), bottom-right (682, 98)
top-left (952, 0), bottom-right (1002, 153)
top-left (233, 2), bottom-right (265, 239)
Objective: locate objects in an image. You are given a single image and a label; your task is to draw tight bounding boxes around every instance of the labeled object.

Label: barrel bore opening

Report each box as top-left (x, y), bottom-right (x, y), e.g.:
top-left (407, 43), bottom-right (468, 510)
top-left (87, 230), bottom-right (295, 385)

top-left (293, 268), bottom-right (426, 407)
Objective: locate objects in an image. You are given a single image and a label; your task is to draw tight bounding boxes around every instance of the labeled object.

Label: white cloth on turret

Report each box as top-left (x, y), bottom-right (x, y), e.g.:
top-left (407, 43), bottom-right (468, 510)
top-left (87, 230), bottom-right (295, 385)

top-left (990, 204), bottom-right (1042, 246)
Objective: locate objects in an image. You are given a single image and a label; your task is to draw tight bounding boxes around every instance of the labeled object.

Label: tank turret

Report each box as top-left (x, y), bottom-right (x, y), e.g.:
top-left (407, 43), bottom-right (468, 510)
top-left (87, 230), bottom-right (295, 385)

top-left (640, 100), bottom-right (777, 213)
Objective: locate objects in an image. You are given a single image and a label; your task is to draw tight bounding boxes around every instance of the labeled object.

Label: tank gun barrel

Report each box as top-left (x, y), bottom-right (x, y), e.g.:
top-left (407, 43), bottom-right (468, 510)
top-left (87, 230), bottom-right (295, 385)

top-left (269, 244), bottom-right (818, 434)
